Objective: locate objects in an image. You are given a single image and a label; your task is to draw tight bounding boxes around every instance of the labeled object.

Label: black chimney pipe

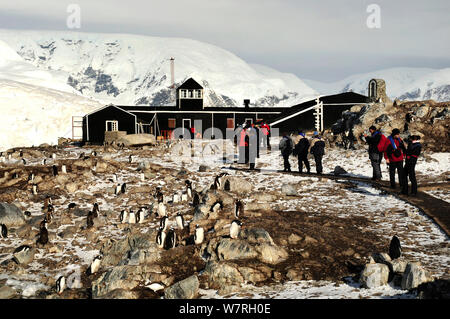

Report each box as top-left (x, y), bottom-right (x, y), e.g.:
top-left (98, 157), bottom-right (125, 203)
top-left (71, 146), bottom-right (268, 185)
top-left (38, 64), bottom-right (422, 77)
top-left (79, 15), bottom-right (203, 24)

top-left (243, 99), bottom-right (250, 109)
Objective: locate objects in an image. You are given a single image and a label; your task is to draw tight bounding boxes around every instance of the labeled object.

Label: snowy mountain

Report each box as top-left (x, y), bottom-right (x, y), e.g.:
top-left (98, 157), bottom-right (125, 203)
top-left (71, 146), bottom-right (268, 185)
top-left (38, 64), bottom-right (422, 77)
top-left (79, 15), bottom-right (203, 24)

top-left (0, 40), bottom-right (102, 151)
top-left (0, 29), bottom-right (318, 108)
top-left (304, 67), bottom-right (450, 102)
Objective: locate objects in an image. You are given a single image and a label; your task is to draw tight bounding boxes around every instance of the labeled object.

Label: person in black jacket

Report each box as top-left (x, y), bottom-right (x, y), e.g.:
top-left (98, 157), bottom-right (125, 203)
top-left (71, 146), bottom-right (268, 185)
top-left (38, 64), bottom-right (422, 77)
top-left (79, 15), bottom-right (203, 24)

top-left (279, 132), bottom-right (293, 172)
top-left (363, 125), bottom-right (383, 180)
top-left (404, 135), bottom-right (422, 196)
top-left (294, 130), bottom-right (310, 173)
top-left (310, 132), bottom-right (325, 174)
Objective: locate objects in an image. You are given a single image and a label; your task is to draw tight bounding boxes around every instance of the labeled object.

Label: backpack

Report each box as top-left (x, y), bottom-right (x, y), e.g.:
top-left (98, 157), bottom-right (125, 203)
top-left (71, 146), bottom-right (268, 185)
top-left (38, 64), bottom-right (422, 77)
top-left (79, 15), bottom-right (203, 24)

top-left (377, 133), bottom-right (387, 153)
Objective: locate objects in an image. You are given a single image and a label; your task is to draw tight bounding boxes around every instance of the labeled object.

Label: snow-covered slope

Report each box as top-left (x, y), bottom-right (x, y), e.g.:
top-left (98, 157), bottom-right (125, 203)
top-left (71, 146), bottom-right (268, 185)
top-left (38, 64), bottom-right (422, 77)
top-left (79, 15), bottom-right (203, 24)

top-left (0, 79), bottom-right (102, 151)
top-left (0, 29), bottom-right (318, 108)
top-left (304, 67), bottom-right (450, 102)
top-left (0, 40), bottom-right (79, 94)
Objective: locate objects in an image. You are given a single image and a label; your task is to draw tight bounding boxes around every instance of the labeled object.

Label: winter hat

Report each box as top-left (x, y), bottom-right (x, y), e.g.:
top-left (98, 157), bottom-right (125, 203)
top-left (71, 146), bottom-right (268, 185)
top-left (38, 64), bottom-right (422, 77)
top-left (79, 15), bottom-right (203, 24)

top-left (313, 131), bottom-right (319, 136)
top-left (299, 133), bottom-right (305, 137)
top-left (391, 128), bottom-right (400, 136)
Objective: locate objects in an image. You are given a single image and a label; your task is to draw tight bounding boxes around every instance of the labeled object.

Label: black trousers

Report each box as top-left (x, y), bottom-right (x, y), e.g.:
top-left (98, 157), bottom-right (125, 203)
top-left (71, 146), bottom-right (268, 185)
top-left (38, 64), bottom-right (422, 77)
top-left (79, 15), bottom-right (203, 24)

top-left (313, 154), bottom-right (323, 174)
top-left (389, 161), bottom-right (407, 193)
top-left (405, 158), bottom-right (418, 194)
top-left (282, 153), bottom-right (291, 171)
top-left (298, 154), bottom-right (310, 173)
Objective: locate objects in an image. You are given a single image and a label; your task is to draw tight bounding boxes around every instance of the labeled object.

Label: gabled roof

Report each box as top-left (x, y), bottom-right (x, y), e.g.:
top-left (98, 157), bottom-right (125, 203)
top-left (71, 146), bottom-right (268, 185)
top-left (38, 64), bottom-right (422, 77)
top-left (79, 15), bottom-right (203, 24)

top-left (177, 78), bottom-right (203, 90)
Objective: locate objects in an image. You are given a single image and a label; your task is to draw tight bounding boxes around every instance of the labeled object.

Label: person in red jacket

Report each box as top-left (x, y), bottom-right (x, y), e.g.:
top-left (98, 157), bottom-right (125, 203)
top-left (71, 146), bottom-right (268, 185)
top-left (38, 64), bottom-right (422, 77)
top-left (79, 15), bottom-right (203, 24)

top-left (384, 128), bottom-right (407, 194)
top-left (238, 125), bottom-right (248, 164)
top-left (260, 122), bottom-right (271, 150)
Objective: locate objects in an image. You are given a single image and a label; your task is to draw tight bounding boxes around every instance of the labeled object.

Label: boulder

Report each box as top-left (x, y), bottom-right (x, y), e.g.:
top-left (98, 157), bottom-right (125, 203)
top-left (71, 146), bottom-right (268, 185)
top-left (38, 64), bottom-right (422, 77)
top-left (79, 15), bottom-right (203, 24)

top-left (204, 261), bottom-right (244, 289)
top-left (13, 247), bottom-right (36, 265)
top-left (216, 238), bottom-right (258, 261)
top-left (221, 176), bottom-right (253, 194)
top-left (256, 244), bottom-right (289, 265)
top-left (401, 262), bottom-right (433, 290)
top-left (416, 279), bottom-right (450, 299)
top-left (0, 203), bottom-right (26, 227)
top-left (116, 134), bottom-right (156, 146)
top-left (92, 266), bottom-right (140, 297)
top-left (252, 193), bottom-right (278, 202)
top-left (288, 233), bottom-right (302, 245)
top-left (244, 202), bottom-right (271, 211)
top-left (239, 267), bottom-right (269, 284)
top-left (238, 228), bottom-right (275, 245)
top-left (198, 165), bottom-right (210, 172)
top-left (164, 275), bottom-right (199, 299)
top-left (0, 286), bottom-right (17, 299)
top-left (281, 184), bottom-right (297, 196)
top-left (96, 288), bottom-right (140, 299)
top-left (333, 166), bottom-right (348, 176)
top-left (360, 263), bottom-right (390, 288)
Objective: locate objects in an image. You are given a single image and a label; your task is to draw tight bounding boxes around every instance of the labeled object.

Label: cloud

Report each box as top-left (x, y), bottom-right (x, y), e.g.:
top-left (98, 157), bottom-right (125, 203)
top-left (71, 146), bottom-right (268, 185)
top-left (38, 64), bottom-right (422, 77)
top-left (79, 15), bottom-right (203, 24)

top-left (0, 0), bottom-right (449, 81)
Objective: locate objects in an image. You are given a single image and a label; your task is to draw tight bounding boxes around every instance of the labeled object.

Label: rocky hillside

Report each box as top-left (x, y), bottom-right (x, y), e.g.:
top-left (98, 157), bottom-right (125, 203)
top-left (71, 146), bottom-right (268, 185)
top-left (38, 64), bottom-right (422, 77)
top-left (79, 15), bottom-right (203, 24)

top-left (330, 99), bottom-right (450, 152)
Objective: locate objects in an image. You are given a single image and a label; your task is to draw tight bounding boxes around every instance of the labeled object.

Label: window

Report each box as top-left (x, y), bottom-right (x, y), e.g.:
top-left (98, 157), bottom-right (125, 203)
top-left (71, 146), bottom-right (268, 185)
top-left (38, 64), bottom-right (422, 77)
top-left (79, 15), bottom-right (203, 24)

top-left (168, 118), bottom-right (176, 129)
top-left (188, 90), bottom-right (194, 98)
top-left (195, 90), bottom-right (202, 98)
top-left (227, 118), bottom-right (235, 129)
top-left (245, 118), bottom-right (253, 126)
top-left (106, 120), bottom-right (118, 131)
top-left (180, 90), bottom-right (187, 98)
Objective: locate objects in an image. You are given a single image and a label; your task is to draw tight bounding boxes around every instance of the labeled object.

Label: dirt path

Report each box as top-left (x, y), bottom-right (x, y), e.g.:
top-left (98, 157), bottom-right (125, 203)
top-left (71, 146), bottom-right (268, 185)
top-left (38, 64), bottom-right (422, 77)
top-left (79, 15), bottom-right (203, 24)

top-left (225, 166), bottom-right (450, 237)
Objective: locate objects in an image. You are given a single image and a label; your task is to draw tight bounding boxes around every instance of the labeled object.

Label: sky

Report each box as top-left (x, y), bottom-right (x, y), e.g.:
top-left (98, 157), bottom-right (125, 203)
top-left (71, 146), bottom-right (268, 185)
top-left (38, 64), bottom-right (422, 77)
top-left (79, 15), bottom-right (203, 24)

top-left (0, 0), bottom-right (449, 82)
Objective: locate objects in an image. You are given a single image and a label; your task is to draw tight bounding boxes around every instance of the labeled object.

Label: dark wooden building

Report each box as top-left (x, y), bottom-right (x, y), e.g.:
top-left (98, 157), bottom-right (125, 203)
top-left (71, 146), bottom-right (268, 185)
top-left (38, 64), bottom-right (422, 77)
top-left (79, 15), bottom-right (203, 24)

top-left (270, 92), bottom-right (369, 133)
top-left (82, 78), bottom-right (369, 144)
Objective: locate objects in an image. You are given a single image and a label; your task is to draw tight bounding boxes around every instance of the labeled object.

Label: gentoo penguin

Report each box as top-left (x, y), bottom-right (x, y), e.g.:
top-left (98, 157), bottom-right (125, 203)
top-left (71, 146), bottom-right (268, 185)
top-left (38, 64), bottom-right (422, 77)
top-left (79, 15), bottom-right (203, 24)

top-left (27, 172), bottom-right (35, 183)
top-left (22, 158), bottom-right (27, 165)
top-left (137, 208), bottom-right (145, 224)
top-left (157, 202), bottom-right (166, 217)
top-left (389, 235), bottom-right (402, 260)
top-left (160, 216), bottom-right (169, 231)
top-left (32, 183), bottom-right (38, 195)
top-left (165, 228), bottom-right (177, 250)
top-left (194, 225), bottom-right (204, 245)
top-left (68, 203), bottom-right (76, 210)
top-left (119, 210), bottom-right (128, 223)
top-left (52, 153), bottom-right (57, 160)
top-left (42, 159), bottom-right (47, 165)
top-left (87, 255), bottom-right (102, 275)
top-left (156, 191), bottom-right (164, 203)
top-left (114, 184), bottom-right (121, 195)
top-left (14, 245), bottom-right (31, 255)
top-left (234, 200), bottom-right (244, 219)
top-left (24, 211), bottom-right (32, 220)
top-left (56, 276), bottom-right (66, 294)
top-left (175, 213), bottom-right (185, 230)
top-left (210, 200), bottom-right (223, 213)
top-left (192, 193), bottom-right (200, 207)
top-left (1, 224), bottom-right (7, 238)
top-left (92, 203), bottom-right (100, 218)
top-left (37, 219), bottom-right (49, 246)
top-left (86, 211), bottom-right (95, 229)
top-left (156, 227), bottom-right (166, 249)
top-left (128, 210), bottom-right (137, 224)
top-left (120, 183), bottom-right (127, 194)
top-left (61, 165), bottom-right (67, 174)
top-left (19, 150), bottom-right (23, 157)
top-left (112, 174), bottom-right (118, 183)
top-left (173, 193), bottom-right (180, 203)
top-left (181, 193), bottom-right (188, 202)
top-left (224, 179), bottom-right (231, 191)
top-left (91, 151), bottom-right (97, 157)
top-left (230, 219), bottom-right (242, 239)
top-left (12, 172), bottom-right (19, 179)
top-left (140, 173), bottom-right (145, 182)
top-left (185, 180), bottom-right (193, 198)
top-left (52, 165), bottom-right (58, 176)
top-left (128, 155), bottom-right (133, 163)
